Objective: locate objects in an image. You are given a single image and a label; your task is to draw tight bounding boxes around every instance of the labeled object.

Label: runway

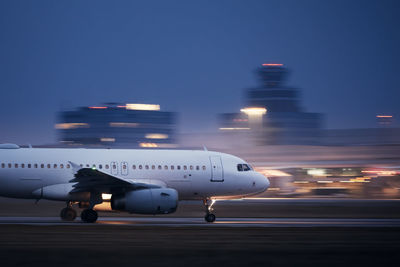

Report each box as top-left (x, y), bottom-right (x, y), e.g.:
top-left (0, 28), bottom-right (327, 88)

top-left (1, 216), bottom-right (400, 227)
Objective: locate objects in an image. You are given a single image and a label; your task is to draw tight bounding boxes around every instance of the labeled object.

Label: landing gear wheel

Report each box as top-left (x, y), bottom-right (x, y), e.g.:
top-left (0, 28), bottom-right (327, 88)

top-left (81, 209), bottom-right (98, 223)
top-left (205, 213), bottom-right (216, 223)
top-left (60, 207), bottom-right (77, 221)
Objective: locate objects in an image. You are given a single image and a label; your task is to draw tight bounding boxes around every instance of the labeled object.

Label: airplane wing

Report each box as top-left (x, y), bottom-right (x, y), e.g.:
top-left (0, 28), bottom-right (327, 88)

top-left (68, 161), bottom-right (163, 194)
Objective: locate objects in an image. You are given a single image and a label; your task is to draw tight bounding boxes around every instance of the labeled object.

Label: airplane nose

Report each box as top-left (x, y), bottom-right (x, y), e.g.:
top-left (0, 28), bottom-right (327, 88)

top-left (253, 172), bottom-right (270, 193)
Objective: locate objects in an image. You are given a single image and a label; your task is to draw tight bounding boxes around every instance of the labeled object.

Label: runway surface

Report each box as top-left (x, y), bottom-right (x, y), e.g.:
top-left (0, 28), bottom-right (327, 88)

top-left (1, 216), bottom-right (400, 227)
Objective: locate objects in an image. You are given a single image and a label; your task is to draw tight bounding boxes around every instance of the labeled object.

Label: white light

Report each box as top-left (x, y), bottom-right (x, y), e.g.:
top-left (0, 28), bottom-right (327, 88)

top-left (240, 107), bottom-right (267, 116)
top-left (307, 169), bottom-right (326, 176)
top-left (126, 104), bottom-right (160, 111)
top-left (101, 194), bottom-right (112, 200)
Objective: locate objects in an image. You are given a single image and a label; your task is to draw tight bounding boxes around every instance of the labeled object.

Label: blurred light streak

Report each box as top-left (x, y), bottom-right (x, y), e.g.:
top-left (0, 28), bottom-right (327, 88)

top-left (109, 122), bottom-right (139, 128)
top-left (139, 142), bottom-right (158, 147)
top-left (376, 115), bottom-right (393, 118)
top-left (219, 127), bottom-right (251, 130)
top-left (262, 63), bottom-right (283, 66)
top-left (126, 103), bottom-right (160, 111)
top-left (256, 169), bottom-right (292, 177)
top-left (100, 138), bottom-right (115, 142)
top-left (145, 133), bottom-right (169, 139)
top-left (55, 123), bottom-right (89, 129)
top-left (89, 106), bottom-right (107, 109)
top-left (240, 107), bottom-right (267, 116)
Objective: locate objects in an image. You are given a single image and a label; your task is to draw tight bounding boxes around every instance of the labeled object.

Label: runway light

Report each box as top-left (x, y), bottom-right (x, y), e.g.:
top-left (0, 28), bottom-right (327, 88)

top-left (126, 103), bottom-right (160, 111)
top-left (240, 107), bottom-right (267, 116)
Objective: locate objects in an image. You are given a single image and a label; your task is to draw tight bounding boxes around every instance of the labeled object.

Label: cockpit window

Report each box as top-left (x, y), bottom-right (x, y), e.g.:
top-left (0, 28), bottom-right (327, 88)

top-left (237, 164), bottom-right (252, 172)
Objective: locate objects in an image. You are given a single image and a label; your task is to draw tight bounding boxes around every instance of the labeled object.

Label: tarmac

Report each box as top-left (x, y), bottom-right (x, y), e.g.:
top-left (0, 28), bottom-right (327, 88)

top-left (1, 216), bottom-right (400, 227)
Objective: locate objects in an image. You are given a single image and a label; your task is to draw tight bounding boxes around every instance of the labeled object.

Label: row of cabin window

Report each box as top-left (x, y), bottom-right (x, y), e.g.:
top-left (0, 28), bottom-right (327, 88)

top-left (1, 163), bottom-right (71, 169)
top-left (97, 164), bottom-right (206, 171)
top-left (0, 163), bottom-right (207, 171)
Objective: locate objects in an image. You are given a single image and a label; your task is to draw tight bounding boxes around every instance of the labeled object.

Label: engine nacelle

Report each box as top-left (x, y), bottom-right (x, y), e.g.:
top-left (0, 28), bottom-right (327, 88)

top-left (111, 188), bottom-right (178, 214)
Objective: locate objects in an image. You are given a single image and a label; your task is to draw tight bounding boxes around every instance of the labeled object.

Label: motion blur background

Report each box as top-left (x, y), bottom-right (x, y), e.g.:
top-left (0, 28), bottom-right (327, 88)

top-left (1, 0), bottom-right (400, 199)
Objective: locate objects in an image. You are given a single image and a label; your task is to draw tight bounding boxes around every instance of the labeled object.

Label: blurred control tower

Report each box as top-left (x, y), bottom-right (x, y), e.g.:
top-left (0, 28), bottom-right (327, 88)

top-left (220, 63), bottom-right (323, 145)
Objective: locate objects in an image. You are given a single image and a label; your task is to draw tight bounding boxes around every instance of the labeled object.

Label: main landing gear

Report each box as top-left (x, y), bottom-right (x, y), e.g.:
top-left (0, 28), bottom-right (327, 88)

top-left (80, 208), bottom-right (98, 223)
top-left (59, 201), bottom-right (98, 223)
top-left (203, 199), bottom-right (216, 223)
top-left (60, 202), bottom-right (77, 221)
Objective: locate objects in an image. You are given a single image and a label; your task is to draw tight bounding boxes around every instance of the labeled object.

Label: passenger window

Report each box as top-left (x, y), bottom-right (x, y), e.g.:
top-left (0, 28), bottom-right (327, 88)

top-left (164, 165), bottom-right (168, 170)
top-left (8, 163), bottom-right (11, 168)
top-left (54, 164), bottom-right (57, 169)
top-left (47, 164), bottom-right (51, 168)
top-left (190, 165), bottom-right (193, 170)
top-left (145, 165), bottom-right (149, 170)
top-left (152, 165), bottom-right (155, 170)
top-left (196, 166), bottom-right (199, 170)
top-left (41, 164), bottom-right (44, 168)
top-left (171, 165), bottom-right (174, 170)
top-left (105, 164), bottom-right (109, 169)
top-left (34, 164), bottom-right (38, 168)
top-left (21, 164), bottom-right (25, 168)
top-left (158, 165), bottom-right (162, 170)
top-left (99, 164), bottom-right (102, 169)
top-left (177, 165), bottom-right (181, 170)
top-left (28, 164), bottom-right (31, 168)
top-left (112, 164), bottom-right (116, 169)
top-left (66, 164), bottom-right (70, 169)
top-left (1, 163), bottom-right (4, 168)
top-left (183, 165), bottom-right (187, 170)
top-left (92, 164), bottom-right (96, 168)
top-left (123, 165), bottom-right (126, 170)
top-left (80, 164), bottom-right (83, 168)
top-left (139, 165), bottom-right (143, 169)
top-left (15, 164), bottom-right (18, 168)
top-left (202, 166), bottom-right (206, 170)
top-left (86, 164), bottom-right (90, 167)
top-left (132, 165), bottom-right (136, 170)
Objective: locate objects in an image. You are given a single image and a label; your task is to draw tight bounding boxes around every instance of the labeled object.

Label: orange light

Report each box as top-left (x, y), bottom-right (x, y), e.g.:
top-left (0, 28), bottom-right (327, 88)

top-left (117, 105), bottom-right (126, 108)
top-left (262, 63), bottom-right (283, 66)
top-left (89, 106), bottom-right (107, 109)
top-left (376, 115), bottom-right (393, 118)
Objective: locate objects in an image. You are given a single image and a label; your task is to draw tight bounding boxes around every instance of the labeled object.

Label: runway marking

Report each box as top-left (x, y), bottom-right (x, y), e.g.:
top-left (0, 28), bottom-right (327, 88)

top-left (0, 217), bottom-right (400, 227)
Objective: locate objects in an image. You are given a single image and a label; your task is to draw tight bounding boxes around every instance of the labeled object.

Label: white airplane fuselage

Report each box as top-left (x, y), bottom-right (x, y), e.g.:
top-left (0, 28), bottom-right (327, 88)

top-left (0, 148), bottom-right (269, 201)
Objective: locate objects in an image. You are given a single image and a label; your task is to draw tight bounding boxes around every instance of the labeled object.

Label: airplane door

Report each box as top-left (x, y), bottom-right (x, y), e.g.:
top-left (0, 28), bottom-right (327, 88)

top-left (121, 162), bottom-right (128, 176)
top-left (111, 161), bottom-right (118, 175)
top-left (210, 156), bottom-right (224, 182)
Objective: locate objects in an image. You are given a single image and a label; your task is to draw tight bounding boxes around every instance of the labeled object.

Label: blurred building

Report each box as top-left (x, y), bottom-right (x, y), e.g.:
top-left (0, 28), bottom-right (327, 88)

top-left (219, 63), bottom-right (323, 145)
top-left (56, 103), bottom-right (177, 148)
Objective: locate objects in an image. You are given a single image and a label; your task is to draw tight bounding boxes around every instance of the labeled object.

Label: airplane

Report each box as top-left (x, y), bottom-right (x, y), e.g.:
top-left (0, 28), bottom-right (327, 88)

top-left (0, 144), bottom-right (270, 223)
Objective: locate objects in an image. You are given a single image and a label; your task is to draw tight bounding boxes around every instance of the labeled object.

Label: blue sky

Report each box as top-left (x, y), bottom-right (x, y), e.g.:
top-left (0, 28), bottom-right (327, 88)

top-left (1, 0), bottom-right (399, 144)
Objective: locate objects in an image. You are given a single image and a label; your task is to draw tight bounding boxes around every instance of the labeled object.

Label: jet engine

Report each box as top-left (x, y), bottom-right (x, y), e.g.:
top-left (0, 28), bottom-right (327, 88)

top-left (111, 188), bottom-right (178, 214)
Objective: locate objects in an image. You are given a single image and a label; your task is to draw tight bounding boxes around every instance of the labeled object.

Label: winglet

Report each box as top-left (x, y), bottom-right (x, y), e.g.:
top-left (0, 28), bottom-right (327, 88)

top-left (68, 161), bottom-right (82, 173)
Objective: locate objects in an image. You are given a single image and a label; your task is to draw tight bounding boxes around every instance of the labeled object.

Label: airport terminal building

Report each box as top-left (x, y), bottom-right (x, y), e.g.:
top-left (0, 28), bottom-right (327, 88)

top-left (56, 103), bottom-right (177, 148)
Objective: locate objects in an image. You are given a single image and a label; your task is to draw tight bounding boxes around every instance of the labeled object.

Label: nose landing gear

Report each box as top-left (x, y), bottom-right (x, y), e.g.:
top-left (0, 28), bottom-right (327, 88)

top-left (203, 199), bottom-right (216, 223)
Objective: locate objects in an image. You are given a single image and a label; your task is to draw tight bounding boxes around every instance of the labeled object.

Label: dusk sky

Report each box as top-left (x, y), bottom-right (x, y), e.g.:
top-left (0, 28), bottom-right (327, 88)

top-left (1, 0), bottom-right (399, 144)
